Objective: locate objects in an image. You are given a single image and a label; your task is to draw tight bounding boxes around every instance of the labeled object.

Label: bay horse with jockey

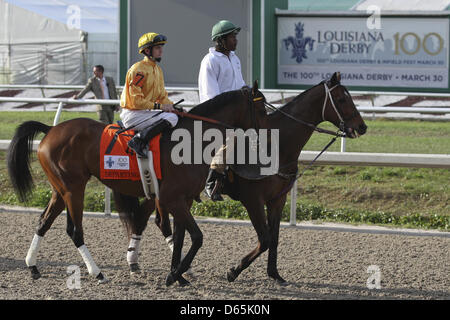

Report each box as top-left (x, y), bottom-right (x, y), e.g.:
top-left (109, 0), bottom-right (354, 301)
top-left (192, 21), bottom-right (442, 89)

top-left (7, 82), bottom-right (267, 285)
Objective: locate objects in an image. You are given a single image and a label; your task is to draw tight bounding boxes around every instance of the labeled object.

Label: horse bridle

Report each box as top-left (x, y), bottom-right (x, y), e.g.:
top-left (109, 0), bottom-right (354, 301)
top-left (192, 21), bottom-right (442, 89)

top-left (322, 83), bottom-right (361, 132)
top-left (173, 87), bottom-right (265, 130)
top-left (264, 81), bottom-right (361, 138)
top-left (266, 82), bottom-right (362, 200)
top-left (322, 83), bottom-right (344, 131)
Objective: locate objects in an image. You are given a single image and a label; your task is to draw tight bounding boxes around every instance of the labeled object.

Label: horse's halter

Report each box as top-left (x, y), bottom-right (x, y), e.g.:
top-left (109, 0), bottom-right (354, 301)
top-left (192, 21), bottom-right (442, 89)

top-left (263, 89), bottom-right (345, 138)
top-left (322, 82), bottom-right (360, 132)
top-left (322, 83), bottom-right (343, 130)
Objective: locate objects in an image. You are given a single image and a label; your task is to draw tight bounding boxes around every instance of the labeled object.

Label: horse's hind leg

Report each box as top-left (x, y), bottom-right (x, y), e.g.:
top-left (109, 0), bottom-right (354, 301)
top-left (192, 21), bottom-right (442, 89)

top-left (115, 191), bottom-right (154, 274)
top-left (64, 183), bottom-right (107, 283)
top-left (25, 188), bottom-right (65, 279)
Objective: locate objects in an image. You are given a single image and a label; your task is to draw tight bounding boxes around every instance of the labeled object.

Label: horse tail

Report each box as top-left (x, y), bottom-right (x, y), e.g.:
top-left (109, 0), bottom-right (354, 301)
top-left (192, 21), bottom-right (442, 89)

top-left (7, 121), bottom-right (52, 202)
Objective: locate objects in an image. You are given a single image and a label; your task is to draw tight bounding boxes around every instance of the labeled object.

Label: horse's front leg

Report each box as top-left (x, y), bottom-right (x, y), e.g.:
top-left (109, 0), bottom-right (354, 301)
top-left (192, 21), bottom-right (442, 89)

top-left (155, 199), bottom-right (195, 278)
top-left (165, 201), bottom-right (202, 287)
top-left (165, 216), bottom-right (189, 286)
top-left (266, 196), bottom-right (287, 284)
top-left (227, 199), bottom-right (269, 282)
top-left (155, 198), bottom-right (174, 245)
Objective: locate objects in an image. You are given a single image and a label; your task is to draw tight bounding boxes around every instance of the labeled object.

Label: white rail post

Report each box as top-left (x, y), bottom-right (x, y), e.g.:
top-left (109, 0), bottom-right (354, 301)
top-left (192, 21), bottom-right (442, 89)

top-left (289, 180), bottom-right (297, 226)
top-left (53, 102), bottom-right (64, 125)
top-left (104, 187), bottom-right (111, 217)
top-left (370, 94), bottom-right (376, 120)
top-left (40, 88), bottom-right (47, 112)
top-left (341, 136), bottom-right (346, 152)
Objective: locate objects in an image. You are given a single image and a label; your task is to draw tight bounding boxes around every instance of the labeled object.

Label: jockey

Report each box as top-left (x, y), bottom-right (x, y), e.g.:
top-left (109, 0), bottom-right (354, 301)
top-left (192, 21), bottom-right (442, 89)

top-left (198, 20), bottom-right (247, 201)
top-left (120, 32), bottom-right (177, 158)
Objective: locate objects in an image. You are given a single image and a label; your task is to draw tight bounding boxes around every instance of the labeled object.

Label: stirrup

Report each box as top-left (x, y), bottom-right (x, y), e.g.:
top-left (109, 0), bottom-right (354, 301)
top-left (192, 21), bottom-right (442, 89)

top-left (128, 137), bottom-right (147, 158)
top-left (205, 170), bottom-right (225, 201)
top-left (210, 180), bottom-right (224, 201)
top-left (136, 150), bottom-right (160, 199)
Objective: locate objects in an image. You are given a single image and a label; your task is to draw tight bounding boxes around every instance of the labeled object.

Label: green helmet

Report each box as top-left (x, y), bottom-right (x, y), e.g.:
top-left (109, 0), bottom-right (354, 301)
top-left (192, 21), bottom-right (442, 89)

top-left (211, 20), bottom-right (241, 41)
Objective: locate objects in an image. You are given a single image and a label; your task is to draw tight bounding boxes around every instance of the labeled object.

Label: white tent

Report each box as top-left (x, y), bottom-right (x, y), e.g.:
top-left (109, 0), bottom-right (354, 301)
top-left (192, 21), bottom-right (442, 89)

top-left (0, 0), bottom-right (86, 84)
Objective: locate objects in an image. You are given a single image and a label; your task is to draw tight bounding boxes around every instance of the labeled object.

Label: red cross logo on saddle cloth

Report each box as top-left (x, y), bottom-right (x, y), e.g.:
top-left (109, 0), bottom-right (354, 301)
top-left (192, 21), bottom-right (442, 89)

top-left (100, 124), bottom-right (162, 180)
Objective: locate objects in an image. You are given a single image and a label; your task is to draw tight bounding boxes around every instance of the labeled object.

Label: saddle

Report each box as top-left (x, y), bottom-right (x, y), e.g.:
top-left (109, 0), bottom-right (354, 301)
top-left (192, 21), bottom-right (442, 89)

top-left (229, 163), bottom-right (273, 180)
top-left (100, 123), bottom-right (162, 199)
top-left (221, 165), bottom-right (270, 202)
top-left (227, 134), bottom-right (279, 180)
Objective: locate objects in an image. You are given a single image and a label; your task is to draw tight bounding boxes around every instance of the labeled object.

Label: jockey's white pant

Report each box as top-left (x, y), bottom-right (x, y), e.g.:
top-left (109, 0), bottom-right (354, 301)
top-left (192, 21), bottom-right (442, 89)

top-left (120, 108), bottom-right (178, 131)
top-left (210, 136), bottom-right (235, 174)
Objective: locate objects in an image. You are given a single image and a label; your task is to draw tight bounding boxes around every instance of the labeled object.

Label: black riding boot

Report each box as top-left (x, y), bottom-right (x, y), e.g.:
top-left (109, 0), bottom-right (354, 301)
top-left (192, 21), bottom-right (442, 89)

top-left (205, 168), bottom-right (225, 201)
top-left (128, 119), bottom-right (171, 157)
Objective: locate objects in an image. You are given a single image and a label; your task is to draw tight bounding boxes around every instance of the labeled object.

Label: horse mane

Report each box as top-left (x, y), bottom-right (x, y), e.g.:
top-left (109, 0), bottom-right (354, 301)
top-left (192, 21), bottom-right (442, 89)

top-left (285, 81), bottom-right (325, 107)
top-left (188, 89), bottom-right (243, 116)
top-left (266, 81), bottom-right (327, 121)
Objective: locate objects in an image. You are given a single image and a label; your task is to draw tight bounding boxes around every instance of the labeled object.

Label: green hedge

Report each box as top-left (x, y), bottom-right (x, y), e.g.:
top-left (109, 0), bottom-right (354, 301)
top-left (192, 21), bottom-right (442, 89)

top-left (3, 189), bottom-right (448, 231)
top-left (191, 200), bottom-right (449, 231)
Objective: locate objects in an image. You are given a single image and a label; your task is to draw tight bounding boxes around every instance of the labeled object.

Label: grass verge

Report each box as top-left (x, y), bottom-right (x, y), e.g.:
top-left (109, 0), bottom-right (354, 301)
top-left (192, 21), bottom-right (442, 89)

top-left (0, 114), bottom-right (449, 230)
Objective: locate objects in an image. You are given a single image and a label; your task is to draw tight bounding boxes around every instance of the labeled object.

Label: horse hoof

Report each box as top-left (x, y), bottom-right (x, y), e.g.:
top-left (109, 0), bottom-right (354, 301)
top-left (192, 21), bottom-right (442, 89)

top-left (165, 272), bottom-right (176, 287)
top-left (29, 266), bottom-right (41, 280)
top-left (178, 275), bottom-right (191, 287)
top-left (129, 263), bottom-right (141, 275)
top-left (275, 278), bottom-right (287, 286)
top-left (227, 268), bottom-right (237, 282)
top-left (269, 272), bottom-right (287, 285)
top-left (96, 272), bottom-right (109, 284)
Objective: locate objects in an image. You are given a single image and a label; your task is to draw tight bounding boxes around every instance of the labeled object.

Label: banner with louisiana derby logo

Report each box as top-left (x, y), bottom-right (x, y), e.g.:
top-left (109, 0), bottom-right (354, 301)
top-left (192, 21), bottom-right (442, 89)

top-left (278, 16), bottom-right (449, 88)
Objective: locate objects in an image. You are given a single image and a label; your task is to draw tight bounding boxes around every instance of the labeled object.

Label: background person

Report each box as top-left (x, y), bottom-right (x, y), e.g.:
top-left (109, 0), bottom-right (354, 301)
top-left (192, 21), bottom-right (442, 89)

top-left (198, 20), bottom-right (247, 201)
top-left (73, 65), bottom-right (119, 124)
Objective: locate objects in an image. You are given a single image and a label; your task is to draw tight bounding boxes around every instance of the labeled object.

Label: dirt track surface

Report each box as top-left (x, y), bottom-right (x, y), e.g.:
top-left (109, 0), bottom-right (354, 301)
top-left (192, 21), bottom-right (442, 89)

top-left (0, 211), bottom-right (448, 300)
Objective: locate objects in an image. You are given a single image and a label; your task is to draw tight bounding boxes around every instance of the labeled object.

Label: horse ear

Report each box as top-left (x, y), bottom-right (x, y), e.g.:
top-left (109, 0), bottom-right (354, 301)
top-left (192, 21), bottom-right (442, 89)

top-left (330, 72), bottom-right (341, 85)
top-left (253, 80), bottom-right (259, 92)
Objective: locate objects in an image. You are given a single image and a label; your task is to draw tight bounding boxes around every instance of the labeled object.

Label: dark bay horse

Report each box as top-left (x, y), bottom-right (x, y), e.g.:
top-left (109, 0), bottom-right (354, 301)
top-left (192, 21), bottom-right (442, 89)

top-left (150, 72), bottom-right (367, 284)
top-left (7, 83), bottom-right (267, 285)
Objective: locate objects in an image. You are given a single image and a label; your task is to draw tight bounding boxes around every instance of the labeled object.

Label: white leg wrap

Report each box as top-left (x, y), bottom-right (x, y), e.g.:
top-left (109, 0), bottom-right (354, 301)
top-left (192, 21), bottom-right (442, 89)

top-left (25, 234), bottom-right (43, 267)
top-left (127, 234), bottom-right (142, 265)
top-left (77, 245), bottom-right (100, 277)
top-left (165, 235), bottom-right (174, 252)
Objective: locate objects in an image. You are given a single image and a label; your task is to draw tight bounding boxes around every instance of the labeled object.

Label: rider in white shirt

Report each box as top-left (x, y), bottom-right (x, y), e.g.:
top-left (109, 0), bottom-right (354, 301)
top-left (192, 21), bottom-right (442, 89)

top-left (198, 20), bottom-right (247, 201)
top-left (198, 45), bottom-right (246, 102)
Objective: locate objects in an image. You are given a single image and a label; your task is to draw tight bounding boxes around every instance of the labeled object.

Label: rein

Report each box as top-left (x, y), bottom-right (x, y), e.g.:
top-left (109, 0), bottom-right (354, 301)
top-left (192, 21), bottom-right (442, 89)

top-left (174, 90), bottom-right (263, 130)
top-left (172, 109), bottom-right (235, 129)
top-left (269, 135), bottom-right (338, 202)
top-left (267, 82), bottom-right (352, 201)
top-left (263, 83), bottom-right (347, 138)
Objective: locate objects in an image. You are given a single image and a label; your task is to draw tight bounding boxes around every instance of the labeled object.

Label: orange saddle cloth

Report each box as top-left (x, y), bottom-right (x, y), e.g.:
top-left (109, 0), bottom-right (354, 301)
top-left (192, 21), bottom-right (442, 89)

top-left (100, 124), bottom-right (162, 180)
